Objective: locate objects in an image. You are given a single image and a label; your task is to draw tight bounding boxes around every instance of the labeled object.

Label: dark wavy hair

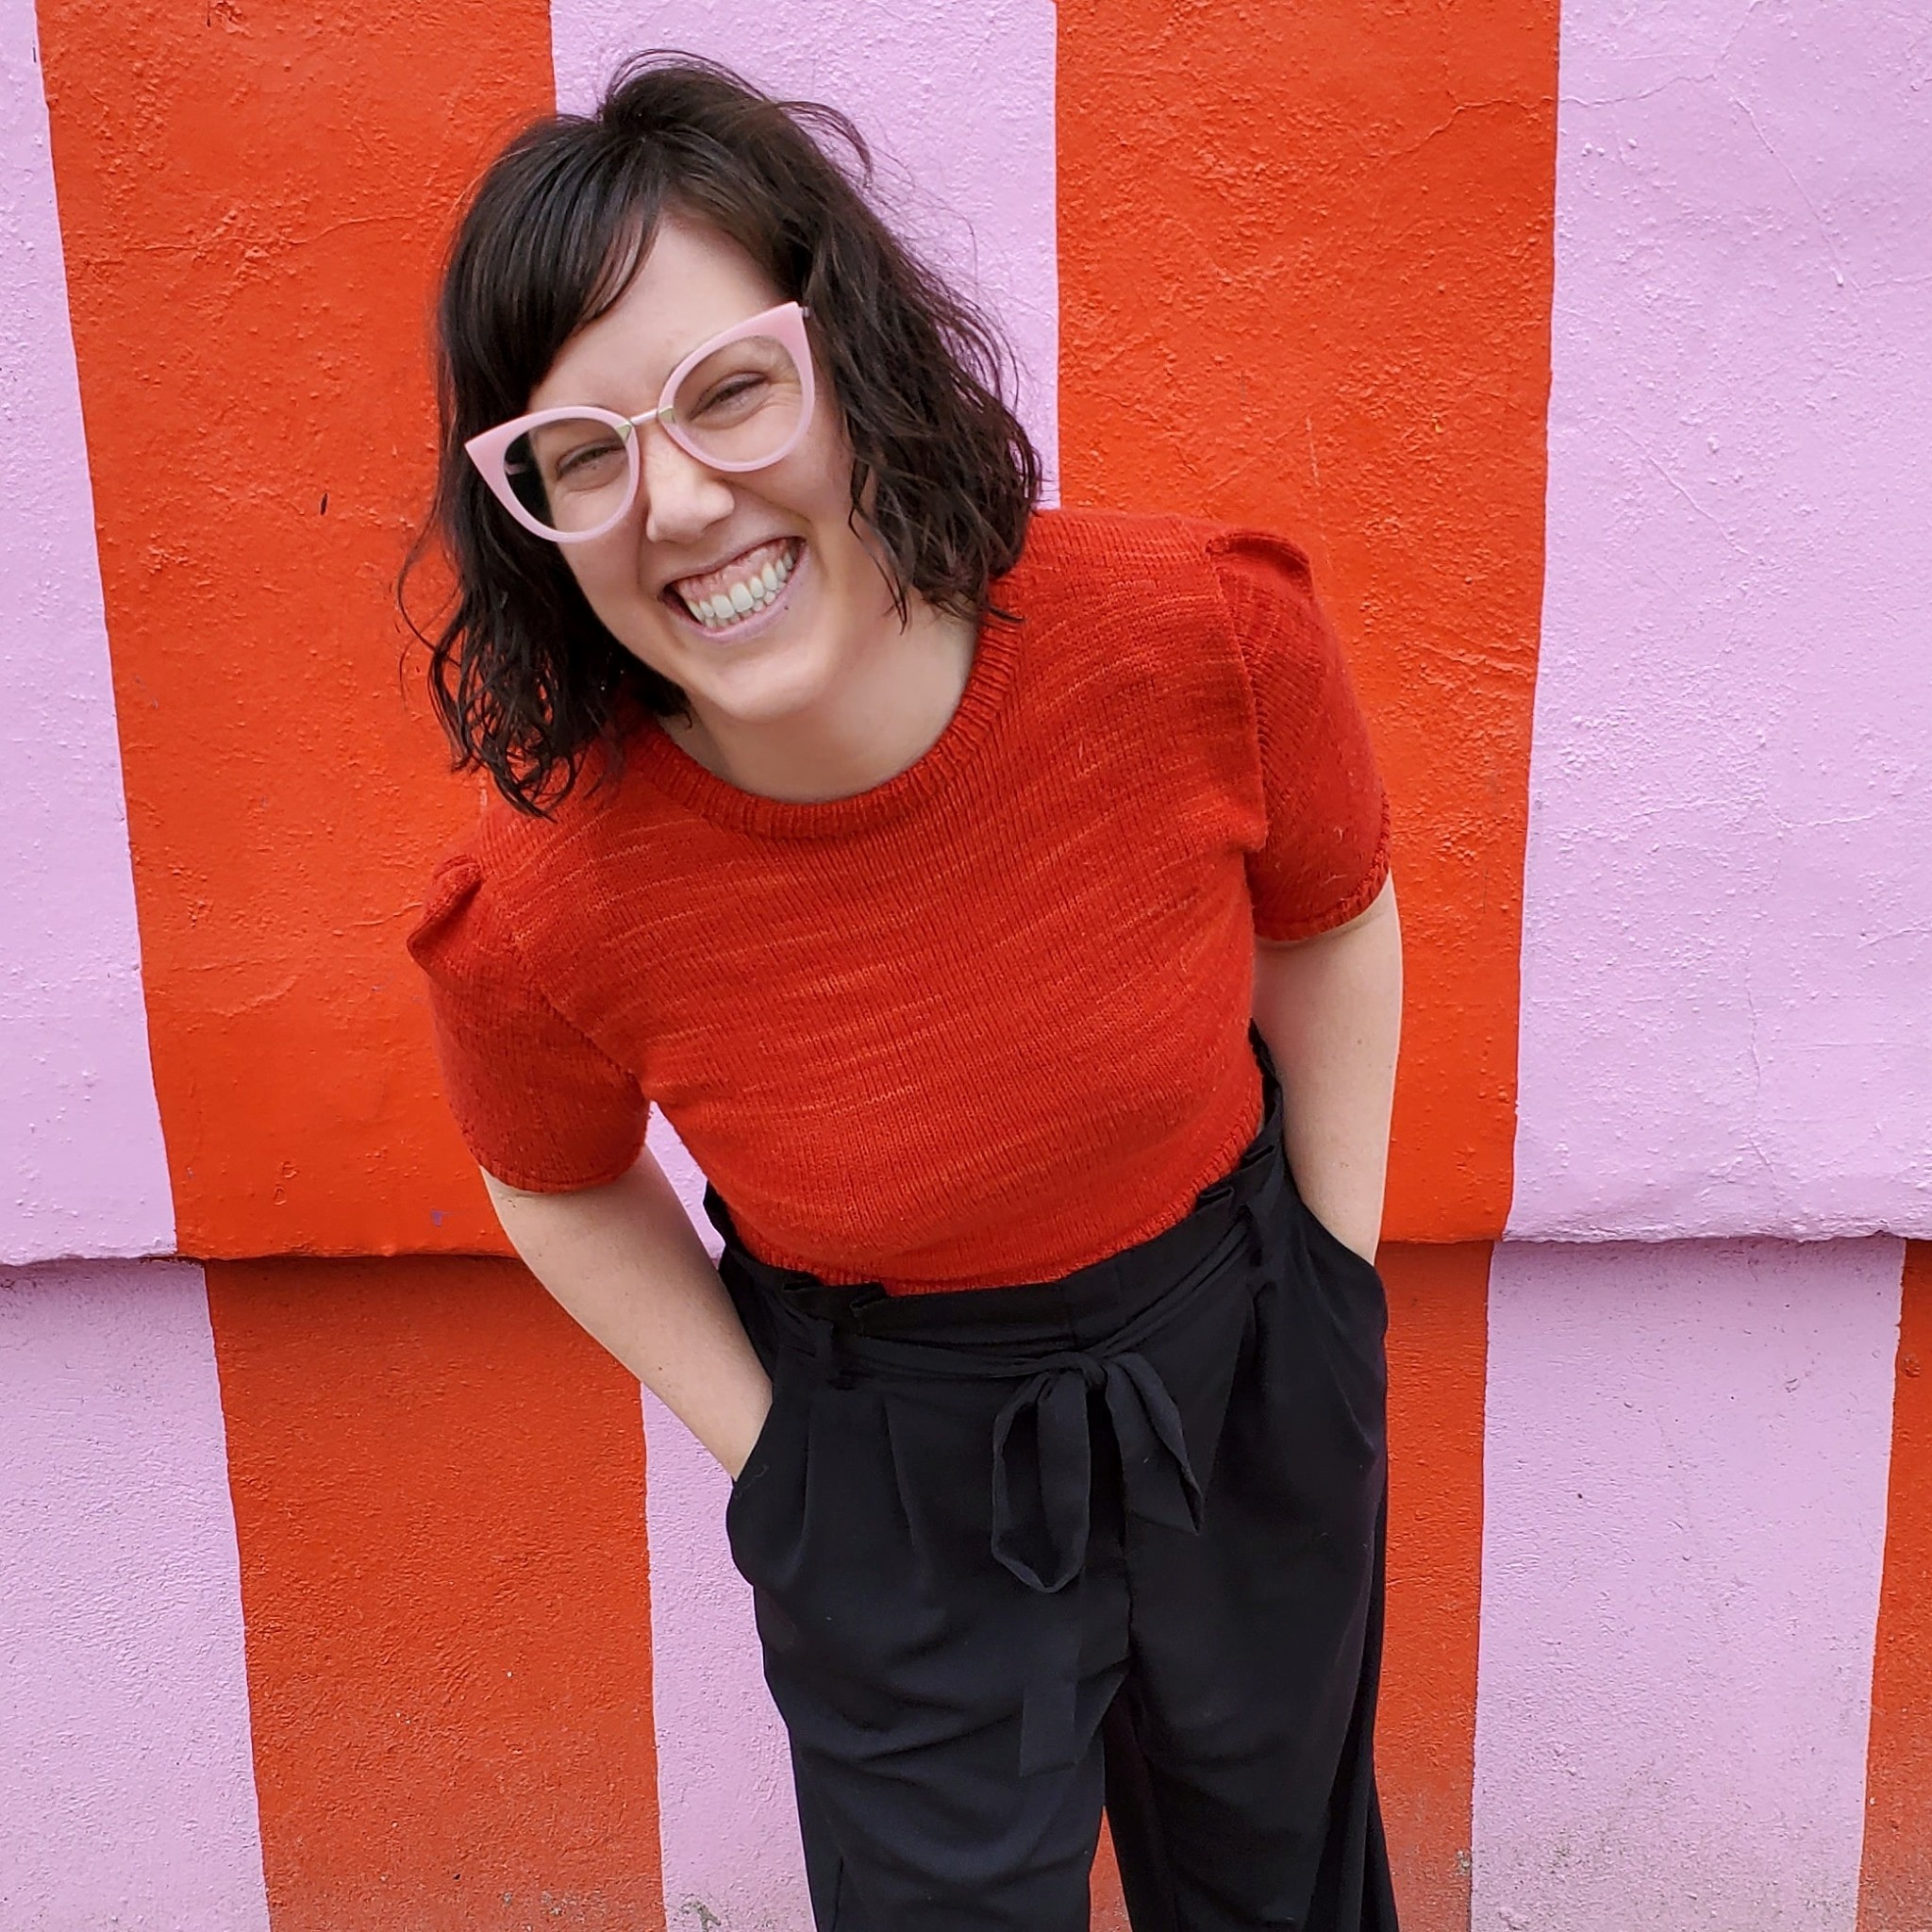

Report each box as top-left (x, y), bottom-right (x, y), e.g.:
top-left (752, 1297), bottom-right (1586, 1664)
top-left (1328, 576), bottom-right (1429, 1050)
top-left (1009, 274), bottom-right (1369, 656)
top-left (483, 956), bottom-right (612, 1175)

top-left (402, 53), bottom-right (1041, 816)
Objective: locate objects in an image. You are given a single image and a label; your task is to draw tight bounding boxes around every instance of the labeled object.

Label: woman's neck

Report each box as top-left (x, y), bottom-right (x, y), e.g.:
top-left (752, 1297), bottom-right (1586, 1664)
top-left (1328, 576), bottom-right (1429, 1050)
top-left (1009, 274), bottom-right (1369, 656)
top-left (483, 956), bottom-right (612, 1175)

top-left (663, 598), bottom-right (979, 804)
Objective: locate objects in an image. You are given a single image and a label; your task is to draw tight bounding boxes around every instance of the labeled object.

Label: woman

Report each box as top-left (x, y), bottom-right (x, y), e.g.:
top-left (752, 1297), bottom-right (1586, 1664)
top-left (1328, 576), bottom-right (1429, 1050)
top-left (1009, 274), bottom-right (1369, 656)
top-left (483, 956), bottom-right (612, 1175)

top-left (407, 54), bottom-right (1403, 1932)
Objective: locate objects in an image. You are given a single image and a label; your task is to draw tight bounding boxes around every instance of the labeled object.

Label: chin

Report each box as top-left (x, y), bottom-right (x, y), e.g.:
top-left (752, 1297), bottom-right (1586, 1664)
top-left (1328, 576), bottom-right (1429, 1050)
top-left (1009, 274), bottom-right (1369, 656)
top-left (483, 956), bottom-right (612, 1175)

top-left (669, 628), bottom-right (839, 718)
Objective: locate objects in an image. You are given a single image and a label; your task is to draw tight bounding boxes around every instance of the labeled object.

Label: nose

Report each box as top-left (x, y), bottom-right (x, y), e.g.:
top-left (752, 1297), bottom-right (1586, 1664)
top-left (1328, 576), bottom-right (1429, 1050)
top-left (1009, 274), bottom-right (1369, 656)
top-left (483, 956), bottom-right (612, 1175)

top-left (638, 423), bottom-right (735, 545)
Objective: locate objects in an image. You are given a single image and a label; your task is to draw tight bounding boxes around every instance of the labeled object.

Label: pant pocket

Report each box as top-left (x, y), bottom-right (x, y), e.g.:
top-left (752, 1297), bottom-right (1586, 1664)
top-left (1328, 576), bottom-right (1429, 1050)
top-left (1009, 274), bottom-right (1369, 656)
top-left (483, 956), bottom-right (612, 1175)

top-left (1270, 1191), bottom-right (1389, 1472)
top-left (1296, 1195), bottom-right (1390, 1341)
top-left (724, 1370), bottom-right (805, 1585)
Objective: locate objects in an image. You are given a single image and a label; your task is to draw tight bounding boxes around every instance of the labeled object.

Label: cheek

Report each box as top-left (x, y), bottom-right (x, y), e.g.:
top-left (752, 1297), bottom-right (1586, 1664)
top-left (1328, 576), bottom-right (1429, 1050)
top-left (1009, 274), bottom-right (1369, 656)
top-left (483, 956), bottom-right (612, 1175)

top-left (790, 409), bottom-right (857, 519)
top-left (562, 542), bottom-right (652, 625)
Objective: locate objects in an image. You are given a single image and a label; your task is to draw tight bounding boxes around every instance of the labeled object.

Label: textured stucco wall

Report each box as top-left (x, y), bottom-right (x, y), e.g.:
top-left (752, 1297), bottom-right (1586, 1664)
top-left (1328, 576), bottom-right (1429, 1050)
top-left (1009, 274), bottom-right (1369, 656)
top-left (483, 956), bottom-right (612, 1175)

top-left (1861, 1242), bottom-right (1932, 1928)
top-left (1475, 1238), bottom-right (1903, 1928)
top-left (3, 0), bottom-right (1930, 1928)
top-left (1058, 0), bottom-right (1559, 1246)
top-left (0, 1263), bottom-right (266, 1928)
top-left (0, 3), bottom-right (172, 1263)
top-left (1510, 0), bottom-right (1932, 1241)
top-left (33, 0), bottom-right (557, 1261)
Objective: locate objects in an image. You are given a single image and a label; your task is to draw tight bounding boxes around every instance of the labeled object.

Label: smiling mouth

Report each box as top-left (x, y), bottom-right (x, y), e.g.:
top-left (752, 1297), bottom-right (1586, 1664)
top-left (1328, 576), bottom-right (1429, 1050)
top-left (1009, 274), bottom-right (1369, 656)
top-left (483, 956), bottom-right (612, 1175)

top-left (665, 537), bottom-right (803, 632)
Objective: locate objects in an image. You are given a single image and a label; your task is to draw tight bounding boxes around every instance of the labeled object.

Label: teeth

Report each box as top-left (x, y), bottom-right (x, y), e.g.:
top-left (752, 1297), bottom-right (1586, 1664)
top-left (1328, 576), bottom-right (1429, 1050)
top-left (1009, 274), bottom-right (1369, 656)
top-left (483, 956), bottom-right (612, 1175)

top-left (678, 544), bottom-right (796, 630)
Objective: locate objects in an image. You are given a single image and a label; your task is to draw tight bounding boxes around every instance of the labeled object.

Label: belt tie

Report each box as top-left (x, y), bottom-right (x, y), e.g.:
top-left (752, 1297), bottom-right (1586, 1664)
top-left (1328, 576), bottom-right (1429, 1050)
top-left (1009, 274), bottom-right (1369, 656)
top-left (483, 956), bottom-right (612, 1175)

top-left (736, 1186), bottom-right (1265, 1609)
top-left (990, 1345), bottom-right (1205, 1595)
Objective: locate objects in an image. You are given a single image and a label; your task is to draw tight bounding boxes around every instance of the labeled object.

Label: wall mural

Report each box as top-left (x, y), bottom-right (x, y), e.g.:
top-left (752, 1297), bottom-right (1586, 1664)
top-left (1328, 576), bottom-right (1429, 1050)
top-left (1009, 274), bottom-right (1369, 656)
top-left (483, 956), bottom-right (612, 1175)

top-left (3, 0), bottom-right (1927, 1926)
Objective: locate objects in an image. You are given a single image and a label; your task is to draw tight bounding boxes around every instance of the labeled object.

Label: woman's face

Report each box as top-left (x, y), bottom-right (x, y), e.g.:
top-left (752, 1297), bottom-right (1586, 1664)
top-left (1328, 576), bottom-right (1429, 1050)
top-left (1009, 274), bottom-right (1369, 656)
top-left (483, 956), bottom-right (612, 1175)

top-left (526, 213), bottom-right (900, 736)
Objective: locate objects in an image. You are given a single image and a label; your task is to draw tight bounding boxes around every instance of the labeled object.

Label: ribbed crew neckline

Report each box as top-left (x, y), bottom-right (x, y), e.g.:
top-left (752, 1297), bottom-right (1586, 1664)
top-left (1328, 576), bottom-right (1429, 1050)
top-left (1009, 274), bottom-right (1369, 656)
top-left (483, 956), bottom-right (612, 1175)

top-left (629, 602), bottom-right (1024, 841)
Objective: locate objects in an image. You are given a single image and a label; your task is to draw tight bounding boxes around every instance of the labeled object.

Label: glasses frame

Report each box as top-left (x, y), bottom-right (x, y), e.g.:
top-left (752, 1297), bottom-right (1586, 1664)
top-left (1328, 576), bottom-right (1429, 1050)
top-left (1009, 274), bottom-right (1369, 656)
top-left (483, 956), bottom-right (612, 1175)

top-left (463, 301), bottom-right (816, 545)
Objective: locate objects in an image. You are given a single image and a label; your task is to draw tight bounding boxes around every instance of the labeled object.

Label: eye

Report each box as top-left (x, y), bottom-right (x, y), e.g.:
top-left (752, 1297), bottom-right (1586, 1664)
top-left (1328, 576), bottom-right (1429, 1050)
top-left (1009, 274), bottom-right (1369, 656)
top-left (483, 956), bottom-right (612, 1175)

top-left (690, 373), bottom-right (769, 420)
top-left (550, 436), bottom-right (625, 485)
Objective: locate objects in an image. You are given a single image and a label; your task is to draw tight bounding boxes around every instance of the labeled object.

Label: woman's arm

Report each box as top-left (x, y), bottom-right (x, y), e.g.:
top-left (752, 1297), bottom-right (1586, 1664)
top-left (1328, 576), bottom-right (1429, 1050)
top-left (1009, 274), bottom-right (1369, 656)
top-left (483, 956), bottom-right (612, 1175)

top-left (483, 1153), bottom-right (772, 1477)
top-left (1250, 873), bottom-right (1403, 1262)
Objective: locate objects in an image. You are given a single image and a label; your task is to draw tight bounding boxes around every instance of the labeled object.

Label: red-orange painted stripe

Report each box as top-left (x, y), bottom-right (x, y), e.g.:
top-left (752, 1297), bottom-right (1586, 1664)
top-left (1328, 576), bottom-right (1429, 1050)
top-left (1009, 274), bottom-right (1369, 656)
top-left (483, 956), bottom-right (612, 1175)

top-left (1091, 1818), bottom-right (1128, 1929)
top-left (1055, 0), bottom-right (1559, 1241)
top-left (37, 0), bottom-right (551, 1257)
top-left (206, 1257), bottom-right (664, 1930)
top-left (1857, 1241), bottom-right (1932, 1930)
top-left (1380, 1242), bottom-right (1488, 1929)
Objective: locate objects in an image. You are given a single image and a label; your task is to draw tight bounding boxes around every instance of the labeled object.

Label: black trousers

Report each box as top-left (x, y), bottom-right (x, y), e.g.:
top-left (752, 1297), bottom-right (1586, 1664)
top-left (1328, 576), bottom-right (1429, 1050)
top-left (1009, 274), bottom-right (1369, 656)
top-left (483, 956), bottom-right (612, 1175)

top-left (708, 1024), bottom-right (1398, 1931)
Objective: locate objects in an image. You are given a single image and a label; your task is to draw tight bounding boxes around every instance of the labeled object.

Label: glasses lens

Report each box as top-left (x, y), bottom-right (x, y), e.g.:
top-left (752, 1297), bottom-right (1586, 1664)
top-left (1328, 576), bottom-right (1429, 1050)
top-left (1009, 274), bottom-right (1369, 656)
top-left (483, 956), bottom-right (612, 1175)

top-left (671, 333), bottom-right (806, 467)
top-left (503, 416), bottom-right (632, 536)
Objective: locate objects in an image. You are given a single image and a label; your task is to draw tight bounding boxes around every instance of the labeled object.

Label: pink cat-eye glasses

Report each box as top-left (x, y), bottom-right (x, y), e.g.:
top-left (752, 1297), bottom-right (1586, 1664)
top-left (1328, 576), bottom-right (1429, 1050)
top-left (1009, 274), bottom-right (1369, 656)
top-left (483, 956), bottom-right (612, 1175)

top-left (464, 301), bottom-right (816, 544)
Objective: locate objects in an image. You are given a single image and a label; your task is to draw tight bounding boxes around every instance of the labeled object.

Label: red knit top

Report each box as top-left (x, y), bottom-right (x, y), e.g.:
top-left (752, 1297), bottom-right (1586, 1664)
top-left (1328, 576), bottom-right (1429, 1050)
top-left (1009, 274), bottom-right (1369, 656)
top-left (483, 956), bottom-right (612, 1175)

top-left (407, 508), bottom-right (1390, 1294)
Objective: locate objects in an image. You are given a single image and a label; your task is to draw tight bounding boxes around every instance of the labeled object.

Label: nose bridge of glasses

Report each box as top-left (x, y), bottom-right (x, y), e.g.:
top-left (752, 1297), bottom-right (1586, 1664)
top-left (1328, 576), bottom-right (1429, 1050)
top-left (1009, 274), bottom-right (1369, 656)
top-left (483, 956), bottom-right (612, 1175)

top-left (620, 401), bottom-right (677, 441)
top-left (633, 401), bottom-right (732, 536)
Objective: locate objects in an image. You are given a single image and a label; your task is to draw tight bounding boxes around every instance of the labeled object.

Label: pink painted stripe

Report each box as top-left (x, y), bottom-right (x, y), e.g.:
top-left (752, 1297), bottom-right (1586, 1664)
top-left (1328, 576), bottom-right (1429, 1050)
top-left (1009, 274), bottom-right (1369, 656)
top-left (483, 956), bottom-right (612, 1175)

top-left (641, 1115), bottom-right (811, 1927)
top-left (0, 5), bottom-right (173, 1265)
top-left (1509, 0), bottom-right (1932, 1240)
top-left (545, 8), bottom-right (1061, 1917)
top-left (0, 1261), bottom-right (268, 1929)
top-left (548, 0), bottom-right (1059, 503)
top-left (640, 1396), bottom-right (811, 1929)
top-left (1473, 1238), bottom-right (1903, 1930)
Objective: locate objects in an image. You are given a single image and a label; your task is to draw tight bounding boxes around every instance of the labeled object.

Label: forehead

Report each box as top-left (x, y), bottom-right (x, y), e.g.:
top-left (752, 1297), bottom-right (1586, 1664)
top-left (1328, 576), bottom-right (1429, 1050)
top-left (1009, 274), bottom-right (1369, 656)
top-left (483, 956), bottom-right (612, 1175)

top-left (528, 213), bottom-right (786, 411)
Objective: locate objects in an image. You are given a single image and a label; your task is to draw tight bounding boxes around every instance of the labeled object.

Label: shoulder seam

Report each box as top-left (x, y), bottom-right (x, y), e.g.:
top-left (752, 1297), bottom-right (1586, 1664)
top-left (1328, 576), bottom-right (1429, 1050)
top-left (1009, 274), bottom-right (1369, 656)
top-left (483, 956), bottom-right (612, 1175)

top-left (426, 851), bottom-right (641, 1091)
top-left (491, 888), bottom-right (641, 1089)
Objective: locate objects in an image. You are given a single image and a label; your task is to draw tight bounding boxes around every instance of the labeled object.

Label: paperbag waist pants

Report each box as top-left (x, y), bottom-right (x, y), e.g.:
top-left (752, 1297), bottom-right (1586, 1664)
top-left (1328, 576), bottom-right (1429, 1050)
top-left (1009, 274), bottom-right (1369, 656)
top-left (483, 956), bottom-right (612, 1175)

top-left (707, 1024), bottom-right (1399, 1931)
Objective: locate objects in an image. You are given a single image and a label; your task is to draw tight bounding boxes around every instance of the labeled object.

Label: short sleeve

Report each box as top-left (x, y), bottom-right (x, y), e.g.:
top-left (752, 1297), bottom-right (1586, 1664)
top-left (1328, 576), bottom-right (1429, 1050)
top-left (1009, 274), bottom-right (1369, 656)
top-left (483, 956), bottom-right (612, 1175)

top-left (1208, 528), bottom-right (1392, 942)
top-left (406, 852), bottom-right (649, 1191)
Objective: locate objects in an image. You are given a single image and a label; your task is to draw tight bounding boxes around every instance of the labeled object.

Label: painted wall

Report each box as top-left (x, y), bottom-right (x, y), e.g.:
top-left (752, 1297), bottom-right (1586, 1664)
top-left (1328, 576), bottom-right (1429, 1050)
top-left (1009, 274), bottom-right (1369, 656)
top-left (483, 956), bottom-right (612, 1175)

top-left (1509, 0), bottom-right (1932, 1242)
top-left (2, 0), bottom-right (1928, 1928)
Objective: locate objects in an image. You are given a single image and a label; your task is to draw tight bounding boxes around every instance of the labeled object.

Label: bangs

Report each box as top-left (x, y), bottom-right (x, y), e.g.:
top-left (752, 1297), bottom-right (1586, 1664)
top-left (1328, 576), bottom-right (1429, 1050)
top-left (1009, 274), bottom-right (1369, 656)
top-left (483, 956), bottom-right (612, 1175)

top-left (440, 145), bottom-right (674, 437)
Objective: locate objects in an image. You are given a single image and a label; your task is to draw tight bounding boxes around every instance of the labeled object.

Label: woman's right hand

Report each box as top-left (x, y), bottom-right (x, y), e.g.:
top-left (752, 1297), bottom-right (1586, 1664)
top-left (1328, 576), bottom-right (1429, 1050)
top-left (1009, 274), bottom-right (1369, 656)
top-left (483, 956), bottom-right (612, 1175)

top-left (717, 1383), bottom-right (774, 1483)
